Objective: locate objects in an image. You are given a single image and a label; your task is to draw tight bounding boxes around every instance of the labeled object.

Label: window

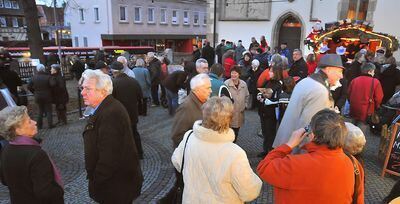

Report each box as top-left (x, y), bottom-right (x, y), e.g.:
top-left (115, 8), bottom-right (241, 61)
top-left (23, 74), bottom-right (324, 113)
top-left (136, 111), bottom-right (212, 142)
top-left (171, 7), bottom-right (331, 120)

top-left (11, 17), bottom-right (17, 27)
top-left (4, 0), bottom-right (10, 8)
top-left (160, 8), bottom-right (167, 24)
top-left (347, 0), bottom-right (369, 21)
top-left (120, 6), bottom-right (127, 22)
top-left (193, 11), bottom-right (199, 25)
top-left (183, 11), bottom-right (189, 25)
top-left (203, 13), bottom-right (207, 25)
top-left (0, 0), bottom-right (4, 8)
top-left (79, 8), bottom-right (85, 22)
top-left (172, 10), bottom-right (178, 24)
top-left (134, 7), bottom-right (142, 23)
top-left (11, 0), bottom-right (18, 9)
top-left (83, 37), bottom-right (88, 47)
top-left (0, 16), bottom-right (6, 27)
top-left (74, 36), bottom-right (79, 47)
top-left (94, 7), bottom-right (100, 22)
top-left (148, 7), bottom-right (155, 23)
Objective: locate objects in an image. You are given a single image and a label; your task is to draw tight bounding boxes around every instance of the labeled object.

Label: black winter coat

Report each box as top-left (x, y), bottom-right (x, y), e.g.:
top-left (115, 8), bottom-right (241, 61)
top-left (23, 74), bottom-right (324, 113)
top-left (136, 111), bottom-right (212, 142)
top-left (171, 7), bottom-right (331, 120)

top-left (192, 49), bottom-right (201, 62)
top-left (162, 71), bottom-right (188, 93)
top-left (112, 73), bottom-right (143, 124)
top-left (0, 67), bottom-right (22, 98)
top-left (28, 72), bottom-right (56, 104)
top-left (83, 96), bottom-right (143, 203)
top-left (345, 61), bottom-right (362, 83)
top-left (288, 58), bottom-right (308, 79)
top-left (51, 74), bottom-right (69, 104)
top-left (201, 45), bottom-right (215, 66)
top-left (258, 79), bottom-right (282, 117)
top-left (0, 144), bottom-right (64, 204)
top-left (379, 64), bottom-right (400, 104)
top-left (70, 60), bottom-right (85, 80)
top-left (331, 78), bottom-right (348, 110)
top-left (148, 58), bottom-right (162, 83)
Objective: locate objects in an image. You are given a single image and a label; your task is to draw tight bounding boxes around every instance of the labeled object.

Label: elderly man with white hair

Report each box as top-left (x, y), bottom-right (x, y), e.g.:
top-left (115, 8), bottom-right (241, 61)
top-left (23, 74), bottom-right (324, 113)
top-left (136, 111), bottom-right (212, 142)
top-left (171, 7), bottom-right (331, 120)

top-left (171, 73), bottom-right (212, 147)
top-left (116, 56), bottom-right (135, 79)
top-left (80, 69), bottom-right (143, 203)
top-left (27, 64), bottom-right (56, 129)
top-left (195, 58), bottom-right (209, 74)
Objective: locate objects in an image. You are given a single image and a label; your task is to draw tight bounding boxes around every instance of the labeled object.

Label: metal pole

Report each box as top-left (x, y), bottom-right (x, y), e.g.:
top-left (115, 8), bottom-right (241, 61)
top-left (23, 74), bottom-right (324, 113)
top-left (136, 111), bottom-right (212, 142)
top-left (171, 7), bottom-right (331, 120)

top-left (213, 0), bottom-right (217, 48)
top-left (53, 0), bottom-right (63, 76)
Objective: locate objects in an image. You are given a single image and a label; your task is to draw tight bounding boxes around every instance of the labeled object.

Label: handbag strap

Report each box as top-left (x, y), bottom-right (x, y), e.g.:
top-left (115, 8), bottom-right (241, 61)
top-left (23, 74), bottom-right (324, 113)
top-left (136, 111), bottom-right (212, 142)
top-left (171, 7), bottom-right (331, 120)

top-left (180, 130), bottom-right (193, 174)
top-left (366, 77), bottom-right (375, 116)
top-left (344, 152), bottom-right (360, 204)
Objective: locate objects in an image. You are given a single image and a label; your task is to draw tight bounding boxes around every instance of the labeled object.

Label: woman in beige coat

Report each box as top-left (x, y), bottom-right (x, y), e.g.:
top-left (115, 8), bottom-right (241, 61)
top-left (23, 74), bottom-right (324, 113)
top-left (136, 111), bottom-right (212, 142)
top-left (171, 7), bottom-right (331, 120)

top-left (225, 66), bottom-right (250, 142)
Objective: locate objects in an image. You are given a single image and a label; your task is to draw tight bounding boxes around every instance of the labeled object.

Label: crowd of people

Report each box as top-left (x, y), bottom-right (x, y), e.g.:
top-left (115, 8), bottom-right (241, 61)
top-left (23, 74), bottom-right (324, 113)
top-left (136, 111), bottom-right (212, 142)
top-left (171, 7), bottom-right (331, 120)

top-left (0, 34), bottom-right (398, 203)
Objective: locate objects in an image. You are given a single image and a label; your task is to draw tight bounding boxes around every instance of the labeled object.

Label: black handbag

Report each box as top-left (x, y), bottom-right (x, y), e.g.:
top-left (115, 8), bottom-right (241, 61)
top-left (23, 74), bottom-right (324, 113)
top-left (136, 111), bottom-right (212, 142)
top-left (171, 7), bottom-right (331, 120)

top-left (158, 131), bottom-right (192, 204)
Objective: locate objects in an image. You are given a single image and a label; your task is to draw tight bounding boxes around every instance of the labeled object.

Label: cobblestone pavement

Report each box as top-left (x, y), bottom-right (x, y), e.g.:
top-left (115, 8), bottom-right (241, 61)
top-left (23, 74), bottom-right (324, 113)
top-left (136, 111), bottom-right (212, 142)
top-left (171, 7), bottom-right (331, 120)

top-left (0, 106), bottom-right (396, 204)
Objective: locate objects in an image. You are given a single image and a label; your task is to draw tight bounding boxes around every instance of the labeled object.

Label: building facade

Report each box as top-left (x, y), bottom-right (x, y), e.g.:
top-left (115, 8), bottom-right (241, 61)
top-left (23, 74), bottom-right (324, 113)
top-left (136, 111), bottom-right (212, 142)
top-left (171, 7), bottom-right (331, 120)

top-left (37, 5), bottom-right (71, 44)
top-left (0, 0), bottom-right (26, 46)
top-left (65, 0), bottom-right (207, 52)
top-left (207, 0), bottom-right (400, 59)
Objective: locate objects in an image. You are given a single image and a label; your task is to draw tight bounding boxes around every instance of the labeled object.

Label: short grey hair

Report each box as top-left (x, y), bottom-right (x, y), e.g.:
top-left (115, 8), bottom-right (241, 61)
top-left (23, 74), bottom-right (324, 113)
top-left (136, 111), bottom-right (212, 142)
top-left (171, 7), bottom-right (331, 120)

top-left (311, 109), bottom-right (347, 149)
top-left (344, 122), bottom-right (366, 155)
top-left (135, 58), bottom-right (145, 67)
top-left (195, 58), bottom-right (208, 68)
top-left (0, 106), bottom-right (28, 141)
top-left (117, 56), bottom-right (128, 66)
top-left (36, 64), bottom-right (46, 72)
top-left (281, 56), bottom-right (289, 69)
top-left (82, 69), bottom-right (113, 95)
top-left (202, 96), bottom-right (233, 133)
top-left (190, 73), bottom-right (210, 90)
top-left (270, 54), bottom-right (283, 66)
top-left (293, 49), bottom-right (303, 55)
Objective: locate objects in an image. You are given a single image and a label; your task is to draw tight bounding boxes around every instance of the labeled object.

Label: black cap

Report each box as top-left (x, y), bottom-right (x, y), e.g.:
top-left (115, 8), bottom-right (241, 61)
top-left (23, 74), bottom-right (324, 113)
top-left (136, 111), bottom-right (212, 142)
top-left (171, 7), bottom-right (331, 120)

top-left (110, 61), bottom-right (123, 70)
top-left (95, 61), bottom-right (108, 70)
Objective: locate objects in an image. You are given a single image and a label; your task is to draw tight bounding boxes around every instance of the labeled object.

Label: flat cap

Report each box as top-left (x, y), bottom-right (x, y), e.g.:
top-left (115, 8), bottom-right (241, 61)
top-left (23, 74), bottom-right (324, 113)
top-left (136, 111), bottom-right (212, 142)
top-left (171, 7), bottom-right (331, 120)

top-left (110, 61), bottom-right (124, 70)
top-left (318, 54), bottom-right (344, 69)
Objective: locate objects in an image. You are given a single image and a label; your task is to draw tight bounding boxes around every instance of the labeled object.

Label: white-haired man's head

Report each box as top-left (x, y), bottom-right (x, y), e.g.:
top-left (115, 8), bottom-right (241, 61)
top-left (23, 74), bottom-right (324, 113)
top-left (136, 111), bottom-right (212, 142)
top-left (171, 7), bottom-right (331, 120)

top-left (36, 64), bottom-right (46, 72)
top-left (251, 59), bottom-right (260, 70)
top-left (190, 73), bottom-right (211, 103)
top-left (195, 58), bottom-right (209, 74)
top-left (117, 56), bottom-right (128, 67)
top-left (80, 69), bottom-right (113, 108)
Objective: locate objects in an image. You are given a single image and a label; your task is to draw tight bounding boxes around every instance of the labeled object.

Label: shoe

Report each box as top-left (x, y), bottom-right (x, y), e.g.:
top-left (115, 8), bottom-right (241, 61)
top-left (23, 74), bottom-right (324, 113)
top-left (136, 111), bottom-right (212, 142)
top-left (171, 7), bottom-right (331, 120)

top-left (257, 152), bottom-right (267, 158)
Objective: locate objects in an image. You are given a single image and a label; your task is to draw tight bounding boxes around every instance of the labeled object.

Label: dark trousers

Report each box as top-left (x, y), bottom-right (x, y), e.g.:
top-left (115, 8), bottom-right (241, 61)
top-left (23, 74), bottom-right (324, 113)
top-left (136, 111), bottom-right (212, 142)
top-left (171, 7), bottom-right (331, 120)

top-left (55, 103), bottom-right (67, 124)
top-left (132, 123), bottom-right (143, 159)
top-left (139, 98), bottom-right (148, 116)
top-left (232, 127), bottom-right (240, 143)
top-left (160, 84), bottom-right (166, 101)
top-left (37, 102), bottom-right (53, 128)
top-left (151, 82), bottom-right (160, 105)
top-left (166, 89), bottom-right (178, 115)
top-left (260, 114), bottom-right (277, 153)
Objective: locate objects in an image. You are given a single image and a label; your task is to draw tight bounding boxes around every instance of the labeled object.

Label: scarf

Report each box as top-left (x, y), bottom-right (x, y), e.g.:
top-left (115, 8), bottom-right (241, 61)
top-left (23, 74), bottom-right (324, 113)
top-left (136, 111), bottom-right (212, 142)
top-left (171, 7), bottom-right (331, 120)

top-left (10, 136), bottom-right (64, 189)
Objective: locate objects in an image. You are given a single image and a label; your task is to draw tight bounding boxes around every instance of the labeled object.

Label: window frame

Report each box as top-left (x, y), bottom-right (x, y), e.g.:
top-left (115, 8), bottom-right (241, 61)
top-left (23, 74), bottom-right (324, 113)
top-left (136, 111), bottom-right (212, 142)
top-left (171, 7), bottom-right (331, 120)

top-left (11, 0), bottom-right (18, 9)
top-left (171, 9), bottom-right (179, 25)
top-left (0, 0), bottom-right (3, 8)
top-left (183, 10), bottom-right (189, 25)
top-left (202, 12), bottom-right (207, 26)
top-left (148, 7), bottom-right (155, 24)
top-left (79, 8), bottom-right (85, 23)
top-left (74, 36), bottom-right (79, 47)
top-left (193, 11), bottom-right (199, 25)
top-left (83, 36), bottom-right (88, 47)
top-left (94, 7), bottom-right (100, 22)
top-left (4, 0), bottom-right (10, 8)
top-left (119, 5), bottom-right (128, 22)
top-left (11, 16), bottom-right (18, 27)
top-left (160, 8), bottom-right (167, 24)
top-left (0, 16), bottom-right (6, 27)
top-left (134, 6), bottom-right (142, 23)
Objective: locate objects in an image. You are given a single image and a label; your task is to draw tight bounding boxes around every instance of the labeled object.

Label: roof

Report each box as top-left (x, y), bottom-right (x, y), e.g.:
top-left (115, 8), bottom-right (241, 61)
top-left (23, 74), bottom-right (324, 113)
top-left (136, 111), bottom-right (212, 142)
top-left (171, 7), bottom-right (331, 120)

top-left (37, 5), bottom-right (64, 26)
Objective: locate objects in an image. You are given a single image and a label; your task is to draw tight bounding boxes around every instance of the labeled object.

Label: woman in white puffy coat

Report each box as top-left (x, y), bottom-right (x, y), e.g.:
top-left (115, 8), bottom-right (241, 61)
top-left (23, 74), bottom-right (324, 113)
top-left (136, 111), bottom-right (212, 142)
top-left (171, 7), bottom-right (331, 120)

top-left (171, 96), bottom-right (262, 204)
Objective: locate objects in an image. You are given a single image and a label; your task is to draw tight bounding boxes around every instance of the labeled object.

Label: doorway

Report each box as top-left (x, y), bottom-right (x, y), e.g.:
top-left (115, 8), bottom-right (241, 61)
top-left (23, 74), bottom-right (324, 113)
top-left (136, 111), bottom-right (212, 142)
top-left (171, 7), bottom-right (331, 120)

top-left (278, 15), bottom-right (302, 51)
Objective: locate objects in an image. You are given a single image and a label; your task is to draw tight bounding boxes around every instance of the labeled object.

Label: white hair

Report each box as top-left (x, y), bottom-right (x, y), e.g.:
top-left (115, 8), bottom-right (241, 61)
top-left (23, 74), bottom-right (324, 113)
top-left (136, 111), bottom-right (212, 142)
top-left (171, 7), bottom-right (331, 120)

top-left (117, 56), bottom-right (128, 66)
top-left (36, 64), bottom-right (46, 72)
top-left (135, 58), bottom-right (145, 67)
top-left (190, 73), bottom-right (210, 90)
top-left (195, 58), bottom-right (208, 68)
top-left (251, 59), bottom-right (260, 67)
top-left (147, 52), bottom-right (155, 58)
top-left (83, 69), bottom-right (113, 95)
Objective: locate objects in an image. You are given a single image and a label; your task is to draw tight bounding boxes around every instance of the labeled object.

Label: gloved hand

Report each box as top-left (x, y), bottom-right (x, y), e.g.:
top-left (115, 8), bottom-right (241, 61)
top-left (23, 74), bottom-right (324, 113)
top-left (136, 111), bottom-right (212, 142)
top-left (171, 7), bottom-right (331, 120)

top-left (264, 98), bottom-right (278, 105)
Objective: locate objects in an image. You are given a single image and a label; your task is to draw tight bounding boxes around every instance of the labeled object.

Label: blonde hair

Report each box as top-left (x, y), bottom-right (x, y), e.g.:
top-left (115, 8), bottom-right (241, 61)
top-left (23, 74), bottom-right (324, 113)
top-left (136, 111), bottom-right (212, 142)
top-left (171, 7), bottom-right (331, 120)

top-left (344, 122), bottom-right (366, 155)
top-left (201, 96), bottom-right (233, 133)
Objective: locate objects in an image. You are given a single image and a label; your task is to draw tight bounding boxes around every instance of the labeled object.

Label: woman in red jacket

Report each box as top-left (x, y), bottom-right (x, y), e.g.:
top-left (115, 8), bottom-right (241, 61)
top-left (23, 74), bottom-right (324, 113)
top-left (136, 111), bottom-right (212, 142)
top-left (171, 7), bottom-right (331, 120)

top-left (223, 50), bottom-right (235, 79)
top-left (257, 109), bottom-right (364, 204)
top-left (348, 62), bottom-right (383, 132)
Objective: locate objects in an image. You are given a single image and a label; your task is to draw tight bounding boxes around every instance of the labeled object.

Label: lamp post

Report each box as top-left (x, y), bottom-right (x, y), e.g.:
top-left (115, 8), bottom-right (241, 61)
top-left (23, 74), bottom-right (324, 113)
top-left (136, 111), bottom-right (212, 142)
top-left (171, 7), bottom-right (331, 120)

top-left (53, 0), bottom-right (63, 75)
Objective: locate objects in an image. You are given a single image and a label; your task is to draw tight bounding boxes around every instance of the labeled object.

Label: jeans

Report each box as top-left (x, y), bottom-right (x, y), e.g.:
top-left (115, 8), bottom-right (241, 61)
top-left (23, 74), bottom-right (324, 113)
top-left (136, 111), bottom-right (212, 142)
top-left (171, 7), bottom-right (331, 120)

top-left (166, 89), bottom-right (179, 115)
